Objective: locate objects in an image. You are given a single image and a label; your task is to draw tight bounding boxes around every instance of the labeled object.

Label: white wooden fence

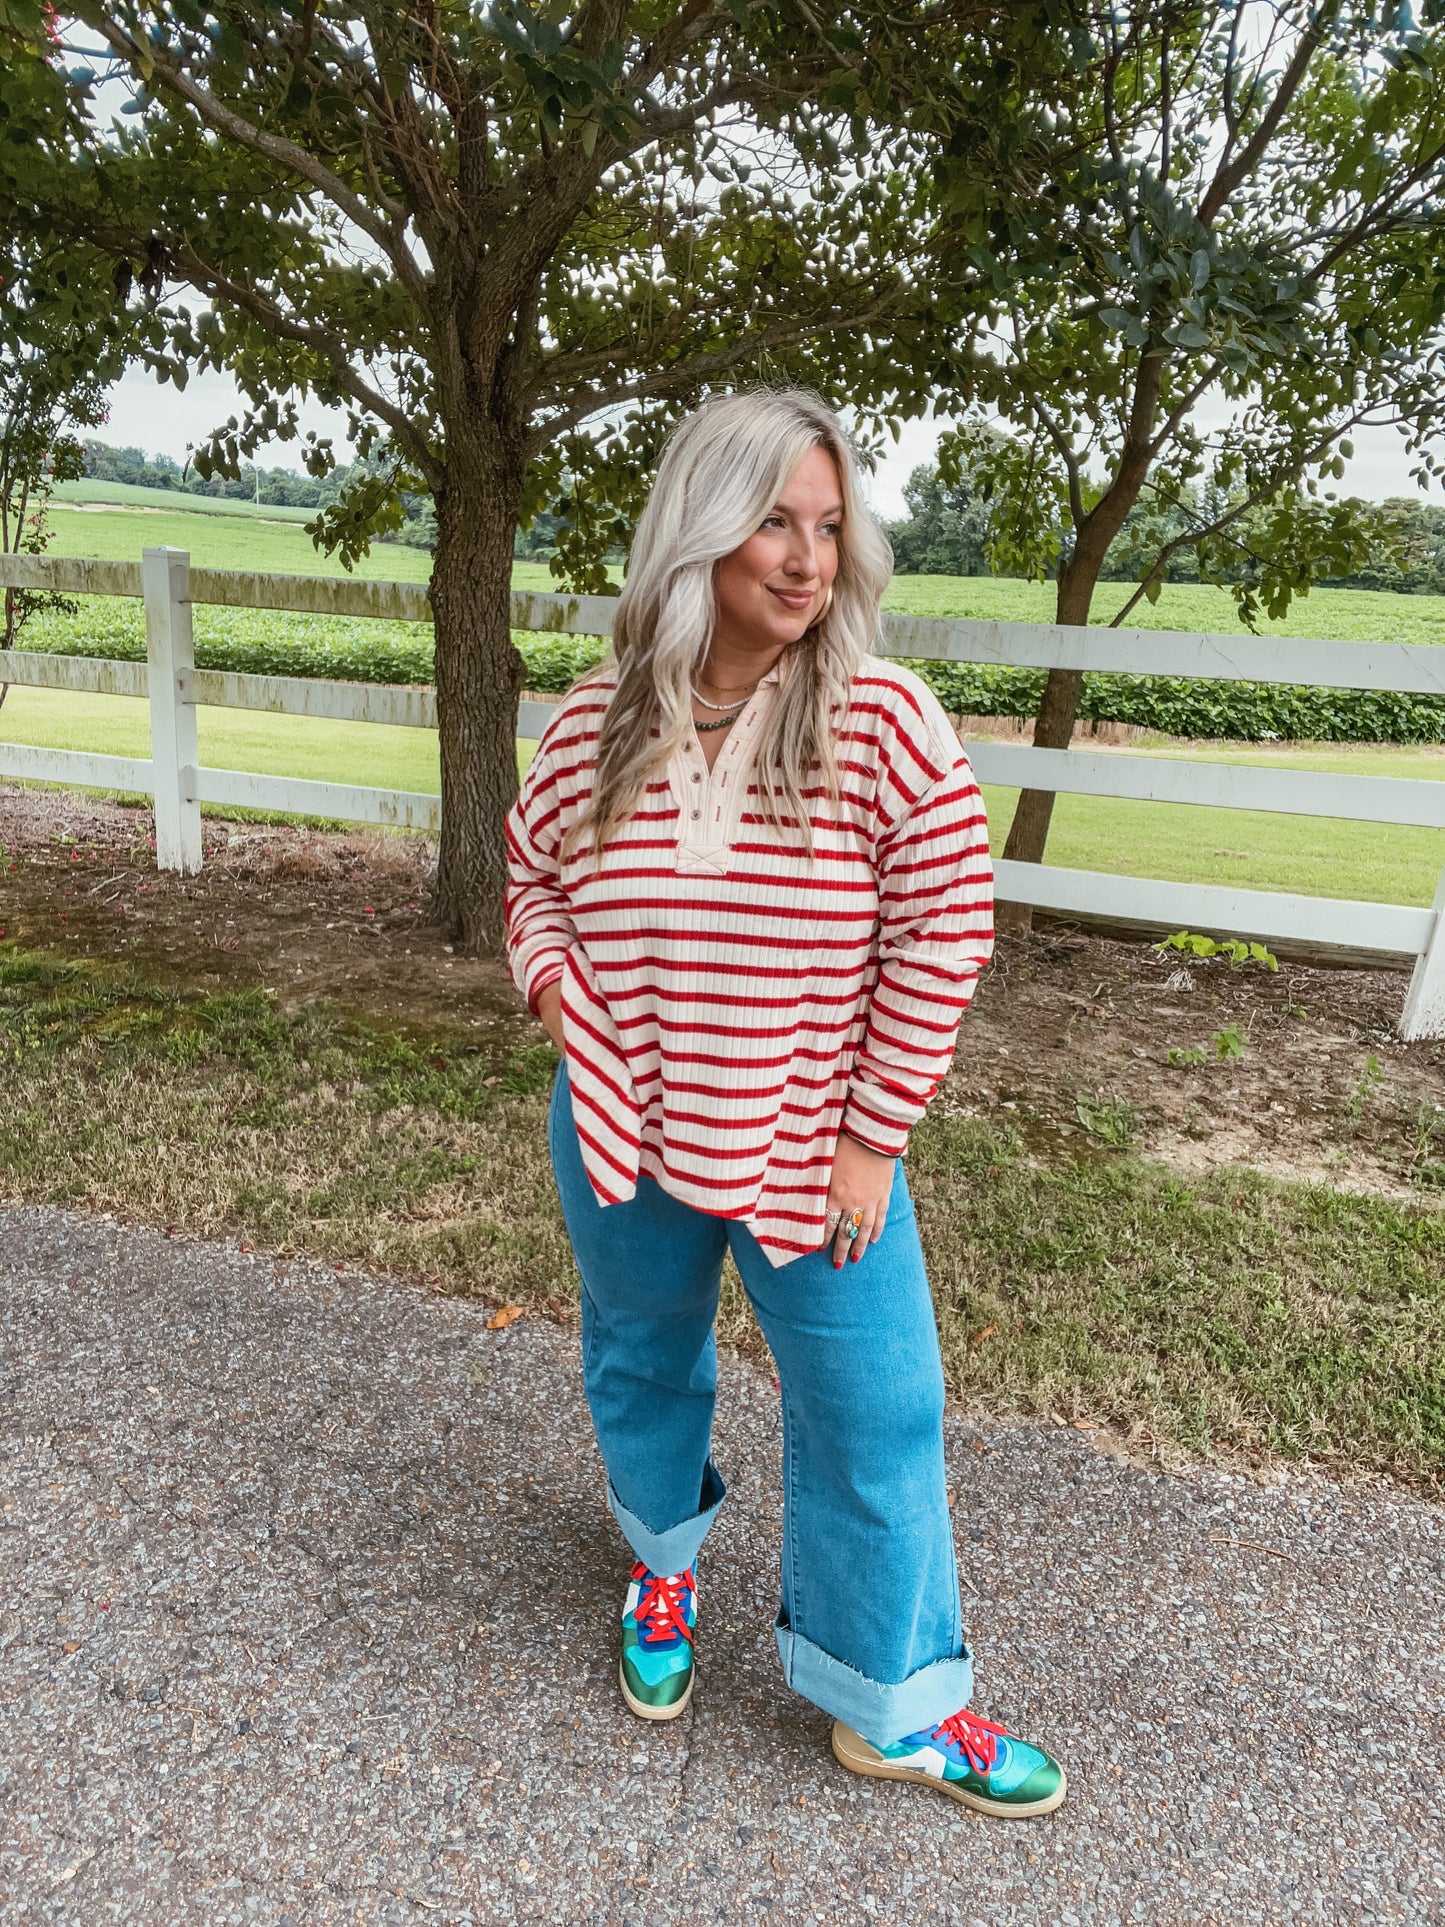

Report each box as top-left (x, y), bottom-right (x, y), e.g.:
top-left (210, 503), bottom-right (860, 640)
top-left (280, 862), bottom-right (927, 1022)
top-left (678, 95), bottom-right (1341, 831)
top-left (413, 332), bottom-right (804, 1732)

top-left (2, 544), bottom-right (1444, 1040)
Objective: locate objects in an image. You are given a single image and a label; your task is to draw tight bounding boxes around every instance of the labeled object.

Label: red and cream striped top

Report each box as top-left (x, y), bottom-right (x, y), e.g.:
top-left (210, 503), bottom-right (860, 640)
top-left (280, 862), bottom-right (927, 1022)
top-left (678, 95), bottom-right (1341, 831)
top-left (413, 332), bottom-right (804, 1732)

top-left (503, 650), bottom-right (995, 1266)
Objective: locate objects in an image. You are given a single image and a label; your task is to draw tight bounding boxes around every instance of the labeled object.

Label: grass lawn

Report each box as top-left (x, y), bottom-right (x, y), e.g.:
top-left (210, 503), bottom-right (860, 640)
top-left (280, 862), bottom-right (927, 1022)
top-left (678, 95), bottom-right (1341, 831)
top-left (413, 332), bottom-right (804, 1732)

top-left (977, 751), bottom-right (1445, 906)
top-left (4, 684), bottom-right (1441, 906)
top-left (51, 477), bottom-right (322, 523)
top-left (2, 943), bottom-right (1440, 1491)
top-left (0, 684), bottom-right (444, 794)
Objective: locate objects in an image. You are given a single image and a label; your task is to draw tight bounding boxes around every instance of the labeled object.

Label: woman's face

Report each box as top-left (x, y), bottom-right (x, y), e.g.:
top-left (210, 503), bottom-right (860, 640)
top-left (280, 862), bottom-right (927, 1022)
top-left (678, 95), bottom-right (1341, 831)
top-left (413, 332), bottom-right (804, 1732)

top-left (711, 445), bottom-right (843, 659)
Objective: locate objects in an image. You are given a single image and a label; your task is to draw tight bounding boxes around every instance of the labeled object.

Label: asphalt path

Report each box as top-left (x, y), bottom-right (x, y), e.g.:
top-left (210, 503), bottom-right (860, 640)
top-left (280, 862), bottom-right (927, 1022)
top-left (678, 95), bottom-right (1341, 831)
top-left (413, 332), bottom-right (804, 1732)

top-left (1, 1205), bottom-right (1441, 1925)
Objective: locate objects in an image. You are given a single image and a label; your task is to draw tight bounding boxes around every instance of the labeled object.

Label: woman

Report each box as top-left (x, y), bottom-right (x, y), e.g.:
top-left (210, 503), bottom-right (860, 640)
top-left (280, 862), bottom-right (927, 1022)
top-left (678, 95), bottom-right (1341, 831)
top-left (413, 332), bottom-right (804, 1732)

top-left (504, 388), bottom-right (1065, 1819)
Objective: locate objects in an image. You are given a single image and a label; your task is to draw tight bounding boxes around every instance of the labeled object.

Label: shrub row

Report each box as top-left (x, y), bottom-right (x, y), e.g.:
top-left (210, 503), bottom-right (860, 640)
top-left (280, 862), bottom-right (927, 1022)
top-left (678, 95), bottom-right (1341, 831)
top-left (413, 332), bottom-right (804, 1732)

top-left (914, 660), bottom-right (1445, 745)
top-left (20, 627), bottom-right (1445, 743)
top-left (21, 625), bottom-right (601, 697)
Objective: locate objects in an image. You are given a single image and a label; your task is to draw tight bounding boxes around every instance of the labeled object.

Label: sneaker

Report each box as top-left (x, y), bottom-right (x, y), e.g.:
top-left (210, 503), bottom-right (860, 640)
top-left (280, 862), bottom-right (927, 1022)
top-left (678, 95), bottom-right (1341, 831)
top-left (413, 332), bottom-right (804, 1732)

top-left (832, 1706), bottom-right (1066, 1817)
top-left (618, 1561), bottom-right (696, 1721)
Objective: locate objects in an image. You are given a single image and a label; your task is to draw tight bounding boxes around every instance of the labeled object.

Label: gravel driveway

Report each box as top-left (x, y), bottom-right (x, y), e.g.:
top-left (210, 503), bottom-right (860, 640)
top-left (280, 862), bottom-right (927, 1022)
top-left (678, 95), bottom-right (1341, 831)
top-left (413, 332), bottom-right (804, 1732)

top-left (1, 1205), bottom-right (1441, 1925)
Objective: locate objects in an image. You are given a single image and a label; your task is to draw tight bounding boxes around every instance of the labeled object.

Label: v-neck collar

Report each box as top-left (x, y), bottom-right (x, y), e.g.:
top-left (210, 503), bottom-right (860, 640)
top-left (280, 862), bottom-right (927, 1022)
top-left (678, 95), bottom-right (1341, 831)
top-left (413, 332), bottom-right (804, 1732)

top-left (671, 649), bottom-right (791, 875)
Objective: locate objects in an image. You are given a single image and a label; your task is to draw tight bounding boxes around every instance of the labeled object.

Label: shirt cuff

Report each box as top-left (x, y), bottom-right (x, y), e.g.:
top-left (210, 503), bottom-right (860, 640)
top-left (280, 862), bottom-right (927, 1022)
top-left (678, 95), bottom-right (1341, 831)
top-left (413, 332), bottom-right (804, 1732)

top-left (524, 960), bottom-right (567, 1018)
top-left (840, 1091), bottom-right (912, 1160)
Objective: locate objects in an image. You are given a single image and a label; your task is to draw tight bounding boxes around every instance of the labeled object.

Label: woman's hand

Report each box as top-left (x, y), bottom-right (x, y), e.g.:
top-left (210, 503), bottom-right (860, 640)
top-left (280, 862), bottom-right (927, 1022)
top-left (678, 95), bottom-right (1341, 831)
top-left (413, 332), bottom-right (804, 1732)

top-left (534, 980), bottom-right (566, 1054)
top-left (824, 1131), bottom-right (895, 1268)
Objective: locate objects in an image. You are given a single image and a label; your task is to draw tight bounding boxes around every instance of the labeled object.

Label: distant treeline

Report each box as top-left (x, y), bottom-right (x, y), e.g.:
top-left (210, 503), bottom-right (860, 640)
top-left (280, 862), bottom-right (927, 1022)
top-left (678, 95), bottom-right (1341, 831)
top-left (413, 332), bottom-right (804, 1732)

top-left (79, 439), bottom-right (439, 550)
top-left (80, 439), bottom-right (1445, 591)
top-left (80, 439), bottom-right (566, 559)
top-left (885, 462), bottom-right (1445, 596)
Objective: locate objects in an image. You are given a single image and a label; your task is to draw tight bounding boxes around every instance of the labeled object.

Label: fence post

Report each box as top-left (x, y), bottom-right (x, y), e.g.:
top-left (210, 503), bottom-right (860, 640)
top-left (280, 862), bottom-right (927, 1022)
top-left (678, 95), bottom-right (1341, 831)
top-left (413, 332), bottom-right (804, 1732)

top-left (1399, 864), bottom-right (1445, 1042)
top-left (141, 545), bottom-right (202, 875)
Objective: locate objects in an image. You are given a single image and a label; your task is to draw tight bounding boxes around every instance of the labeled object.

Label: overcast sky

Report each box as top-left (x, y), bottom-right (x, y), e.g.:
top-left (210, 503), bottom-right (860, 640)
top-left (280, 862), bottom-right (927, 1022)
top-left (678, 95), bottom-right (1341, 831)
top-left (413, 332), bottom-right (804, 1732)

top-left (95, 360), bottom-right (1432, 525)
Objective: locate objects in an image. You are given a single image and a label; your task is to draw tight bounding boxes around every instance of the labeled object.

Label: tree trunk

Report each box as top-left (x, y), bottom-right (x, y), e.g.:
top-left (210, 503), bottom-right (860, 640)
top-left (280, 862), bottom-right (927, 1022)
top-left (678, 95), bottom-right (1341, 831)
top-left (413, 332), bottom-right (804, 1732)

top-left (998, 357), bottom-right (1168, 931)
top-left (998, 560), bottom-right (1099, 869)
top-left (993, 536), bottom-right (1113, 936)
top-left (428, 436), bottom-right (527, 954)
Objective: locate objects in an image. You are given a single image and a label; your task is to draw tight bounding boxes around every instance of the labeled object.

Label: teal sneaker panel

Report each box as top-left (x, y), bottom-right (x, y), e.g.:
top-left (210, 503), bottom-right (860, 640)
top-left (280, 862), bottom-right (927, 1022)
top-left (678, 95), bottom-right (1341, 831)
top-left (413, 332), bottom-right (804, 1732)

top-left (620, 1649), bottom-right (692, 1708)
top-left (621, 1624), bottom-right (693, 1689)
top-left (882, 1709), bottom-right (1064, 1810)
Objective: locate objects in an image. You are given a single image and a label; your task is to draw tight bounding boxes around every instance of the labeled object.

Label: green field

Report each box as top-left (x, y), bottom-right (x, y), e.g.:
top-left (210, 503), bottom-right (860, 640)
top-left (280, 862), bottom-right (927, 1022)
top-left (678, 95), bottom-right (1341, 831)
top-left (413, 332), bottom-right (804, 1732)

top-left (51, 477), bottom-right (322, 524)
top-left (885, 572), bottom-right (1445, 646)
top-left (35, 499), bottom-right (1445, 641)
top-left (41, 500), bottom-right (442, 581)
top-left (4, 501), bottom-right (1443, 905)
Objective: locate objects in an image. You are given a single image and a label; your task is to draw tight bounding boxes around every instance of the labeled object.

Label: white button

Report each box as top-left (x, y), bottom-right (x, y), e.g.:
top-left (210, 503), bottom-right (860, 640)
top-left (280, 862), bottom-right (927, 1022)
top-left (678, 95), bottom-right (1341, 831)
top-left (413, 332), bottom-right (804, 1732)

top-left (690, 809), bottom-right (701, 820)
top-left (690, 771), bottom-right (701, 783)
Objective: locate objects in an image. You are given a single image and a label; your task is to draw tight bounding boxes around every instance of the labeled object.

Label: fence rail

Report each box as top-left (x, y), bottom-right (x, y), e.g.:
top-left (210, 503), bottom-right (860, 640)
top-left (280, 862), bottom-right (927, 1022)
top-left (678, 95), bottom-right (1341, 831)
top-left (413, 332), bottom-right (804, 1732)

top-left (1, 545), bottom-right (1442, 1039)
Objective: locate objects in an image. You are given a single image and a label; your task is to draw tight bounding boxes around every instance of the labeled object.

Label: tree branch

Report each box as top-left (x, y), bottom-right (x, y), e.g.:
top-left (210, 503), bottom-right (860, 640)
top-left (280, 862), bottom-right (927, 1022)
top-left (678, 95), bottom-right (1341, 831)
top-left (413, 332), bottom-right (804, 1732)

top-left (82, 12), bottom-right (432, 314)
top-left (1030, 396), bottom-right (1086, 529)
top-left (1107, 396), bottom-right (1388, 627)
top-left (1221, 0), bottom-right (1246, 150)
top-left (1303, 133), bottom-right (1445, 281)
top-left (1198, 1), bottom-right (1339, 226)
top-left (1147, 357), bottom-right (1225, 461)
top-left (527, 294), bottom-right (903, 452)
top-left (163, 244), bottom-right (443, 488)
top-left (1101, 19), bottom-right (1124, 167)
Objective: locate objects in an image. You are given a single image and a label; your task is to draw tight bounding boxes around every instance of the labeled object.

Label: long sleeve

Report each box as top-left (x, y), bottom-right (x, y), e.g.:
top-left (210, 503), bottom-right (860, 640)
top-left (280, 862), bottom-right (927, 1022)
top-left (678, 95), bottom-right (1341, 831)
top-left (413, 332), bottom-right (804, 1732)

top-left (503, 722), bottom-right (579, 1016)
top-left (840, 745), bottom-right (995, 1159)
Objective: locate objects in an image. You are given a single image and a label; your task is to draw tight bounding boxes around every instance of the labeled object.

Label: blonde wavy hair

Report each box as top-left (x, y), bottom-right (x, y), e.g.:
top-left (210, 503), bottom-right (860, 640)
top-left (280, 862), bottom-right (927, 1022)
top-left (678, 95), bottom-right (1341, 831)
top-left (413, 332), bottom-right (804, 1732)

top-left (561, 387), bottom-right (893, 865)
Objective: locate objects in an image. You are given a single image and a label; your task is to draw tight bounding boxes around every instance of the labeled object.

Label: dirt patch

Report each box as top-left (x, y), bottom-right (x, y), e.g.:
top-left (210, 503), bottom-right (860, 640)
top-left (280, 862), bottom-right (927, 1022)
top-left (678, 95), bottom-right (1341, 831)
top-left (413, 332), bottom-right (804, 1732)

top-left (953, 930), bottom-right (1444, 1202)
top-left (3, 783), bottom-right (1442, 1197)
top-left (0, 785), bottom-right (522, 1042)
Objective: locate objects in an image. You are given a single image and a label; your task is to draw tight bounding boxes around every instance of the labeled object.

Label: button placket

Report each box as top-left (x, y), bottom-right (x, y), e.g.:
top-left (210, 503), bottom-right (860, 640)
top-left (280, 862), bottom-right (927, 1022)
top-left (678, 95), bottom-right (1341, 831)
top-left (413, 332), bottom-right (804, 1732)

top-left (676, 672), bottom-right (778, 866)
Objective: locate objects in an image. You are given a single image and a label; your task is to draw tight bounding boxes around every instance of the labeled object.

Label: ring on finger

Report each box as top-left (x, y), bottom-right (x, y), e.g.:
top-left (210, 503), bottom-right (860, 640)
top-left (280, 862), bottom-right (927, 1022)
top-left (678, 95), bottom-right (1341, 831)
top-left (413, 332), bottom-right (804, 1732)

top-left (844, 1209), bottom-right (864, 1242)
top-left (825, 1208), bottom-right (843, 1227)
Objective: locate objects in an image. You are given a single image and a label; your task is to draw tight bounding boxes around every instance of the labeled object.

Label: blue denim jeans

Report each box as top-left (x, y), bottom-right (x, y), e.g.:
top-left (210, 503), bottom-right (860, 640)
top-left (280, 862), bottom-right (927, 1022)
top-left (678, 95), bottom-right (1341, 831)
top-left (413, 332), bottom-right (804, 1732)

top-left (548, 1060), bottom-right (973, 1747)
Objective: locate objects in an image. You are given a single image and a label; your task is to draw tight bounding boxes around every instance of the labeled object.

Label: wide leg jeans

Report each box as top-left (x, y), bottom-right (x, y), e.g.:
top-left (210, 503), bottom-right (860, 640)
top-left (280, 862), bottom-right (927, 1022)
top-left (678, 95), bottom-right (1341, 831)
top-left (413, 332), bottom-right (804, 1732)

top-left (549, 1061), bottom-right (973, 1748)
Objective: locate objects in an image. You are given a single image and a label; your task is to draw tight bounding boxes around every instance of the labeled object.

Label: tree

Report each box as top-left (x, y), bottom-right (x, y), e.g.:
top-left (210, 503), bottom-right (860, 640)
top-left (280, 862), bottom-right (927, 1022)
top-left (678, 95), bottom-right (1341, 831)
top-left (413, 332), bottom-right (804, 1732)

top-left (1334, 495), bottom-right (1445, 593)
top-left (1, 229), bottom-right (141, 697)
top-left (924, 0), bottom-right (1445, 888)
top-left (0, 0), bottom-right (1060, 947)
top-left (886, 449), bottom-right (993, 575)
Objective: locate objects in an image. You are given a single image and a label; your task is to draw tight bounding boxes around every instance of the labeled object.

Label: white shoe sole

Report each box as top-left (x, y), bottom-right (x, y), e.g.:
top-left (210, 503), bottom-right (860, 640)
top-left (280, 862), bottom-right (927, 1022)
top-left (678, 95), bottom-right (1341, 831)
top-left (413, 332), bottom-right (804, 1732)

top-left (619, 1657), bottom-right (694, 1721)
top-left (831, 1719), bottom-right (1067, 1818)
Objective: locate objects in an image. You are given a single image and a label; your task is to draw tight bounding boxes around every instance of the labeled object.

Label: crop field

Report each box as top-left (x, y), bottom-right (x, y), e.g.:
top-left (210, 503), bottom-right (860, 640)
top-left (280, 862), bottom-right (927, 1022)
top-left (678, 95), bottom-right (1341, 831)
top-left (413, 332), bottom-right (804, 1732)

top-left (884, 572), bottom-right (1445, 646)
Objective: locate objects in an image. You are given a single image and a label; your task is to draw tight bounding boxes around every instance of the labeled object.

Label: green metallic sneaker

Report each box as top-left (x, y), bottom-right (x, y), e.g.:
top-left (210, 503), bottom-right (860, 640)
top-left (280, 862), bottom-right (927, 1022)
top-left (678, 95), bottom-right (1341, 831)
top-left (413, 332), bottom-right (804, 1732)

top-left (618, 1560), bottom-right (696, 1721)
top-left (832, 1706), bottom-right (1066, 1818)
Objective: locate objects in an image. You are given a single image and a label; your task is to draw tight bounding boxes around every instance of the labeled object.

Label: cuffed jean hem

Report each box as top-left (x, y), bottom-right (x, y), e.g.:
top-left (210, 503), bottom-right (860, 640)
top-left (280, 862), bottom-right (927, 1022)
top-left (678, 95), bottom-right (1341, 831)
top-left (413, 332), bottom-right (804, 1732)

top-left (775, 1608), bottom-right (974, 1751)
top-left (607, 1466), bottom-right (727, 1576)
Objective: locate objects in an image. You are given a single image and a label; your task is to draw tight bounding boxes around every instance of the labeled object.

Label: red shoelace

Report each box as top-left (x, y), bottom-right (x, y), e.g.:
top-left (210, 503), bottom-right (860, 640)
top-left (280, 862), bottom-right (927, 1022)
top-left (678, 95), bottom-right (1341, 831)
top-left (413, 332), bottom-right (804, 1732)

top-left (631, 1562), bottom-right (695, 1646)
top-left (929, 1707), bottom-right (1010, 1776)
